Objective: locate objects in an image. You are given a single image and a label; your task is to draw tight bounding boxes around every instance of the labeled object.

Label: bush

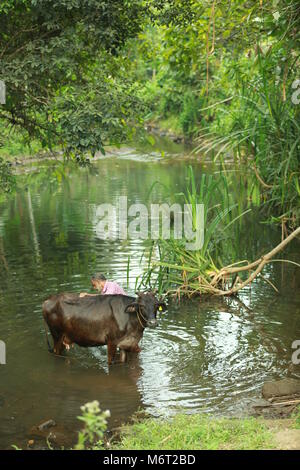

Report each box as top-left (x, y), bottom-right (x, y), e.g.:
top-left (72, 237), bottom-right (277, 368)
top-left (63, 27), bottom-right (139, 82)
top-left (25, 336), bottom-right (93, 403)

top-left (75, 401), bottom-right (110, 450)
top-left (179, 92), bottom-right (200, 138)
top-left (0, 156), bottom-right (15, 192)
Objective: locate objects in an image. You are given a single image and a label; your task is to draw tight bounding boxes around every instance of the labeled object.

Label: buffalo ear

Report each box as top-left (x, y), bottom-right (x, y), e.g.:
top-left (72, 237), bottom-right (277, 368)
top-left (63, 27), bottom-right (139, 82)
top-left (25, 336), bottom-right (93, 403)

top-left (157, 302), bottom-right (167, 312)
top-left (125, 302), bottom-right (139, 314)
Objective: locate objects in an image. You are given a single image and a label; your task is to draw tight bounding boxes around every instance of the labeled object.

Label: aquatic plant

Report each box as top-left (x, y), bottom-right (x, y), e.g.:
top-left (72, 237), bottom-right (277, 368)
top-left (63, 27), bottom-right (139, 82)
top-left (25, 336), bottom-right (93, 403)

top-left (138, 167), bottom-right (300, 297)
top-left (137, 167), bottom-right (249, 295)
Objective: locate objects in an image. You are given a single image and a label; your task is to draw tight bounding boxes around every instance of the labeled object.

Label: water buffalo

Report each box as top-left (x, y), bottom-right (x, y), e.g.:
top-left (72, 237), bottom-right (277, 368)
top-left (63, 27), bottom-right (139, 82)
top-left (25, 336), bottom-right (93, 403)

top-left (42, 291), bottom-right (167, 364)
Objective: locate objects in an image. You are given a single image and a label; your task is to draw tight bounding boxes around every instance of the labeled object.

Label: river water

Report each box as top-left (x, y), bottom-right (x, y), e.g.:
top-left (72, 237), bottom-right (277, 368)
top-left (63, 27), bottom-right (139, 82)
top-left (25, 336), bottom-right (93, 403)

top-left (0, 142), bottom-right (299, 449)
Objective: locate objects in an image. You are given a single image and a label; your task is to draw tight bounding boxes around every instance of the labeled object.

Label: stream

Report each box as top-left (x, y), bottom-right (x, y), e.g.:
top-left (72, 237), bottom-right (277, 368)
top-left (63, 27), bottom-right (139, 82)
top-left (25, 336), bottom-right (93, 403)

top-left (0, 141), bottom-right (299, 449)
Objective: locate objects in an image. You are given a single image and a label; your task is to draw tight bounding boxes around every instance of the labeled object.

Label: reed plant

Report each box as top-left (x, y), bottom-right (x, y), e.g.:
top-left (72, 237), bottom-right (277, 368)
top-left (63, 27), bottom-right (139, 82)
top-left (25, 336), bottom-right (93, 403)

top-left (137, 166), bottom-right (300, 297)
top-left (196, 46), bottom-right (300, 226)
top-left (137, 167), bottom-right (250, 296)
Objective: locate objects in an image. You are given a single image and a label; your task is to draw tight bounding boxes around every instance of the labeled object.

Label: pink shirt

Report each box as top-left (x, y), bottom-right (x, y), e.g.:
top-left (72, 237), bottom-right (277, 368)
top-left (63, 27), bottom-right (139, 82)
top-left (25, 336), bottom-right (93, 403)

top-left (102, 280), bottom-right (126, 295)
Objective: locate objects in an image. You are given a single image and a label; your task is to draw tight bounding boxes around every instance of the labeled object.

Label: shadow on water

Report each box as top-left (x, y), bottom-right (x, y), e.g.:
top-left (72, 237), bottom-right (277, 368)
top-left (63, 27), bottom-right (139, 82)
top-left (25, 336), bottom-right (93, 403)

top-left (0, 145), bottom-right (300, 449)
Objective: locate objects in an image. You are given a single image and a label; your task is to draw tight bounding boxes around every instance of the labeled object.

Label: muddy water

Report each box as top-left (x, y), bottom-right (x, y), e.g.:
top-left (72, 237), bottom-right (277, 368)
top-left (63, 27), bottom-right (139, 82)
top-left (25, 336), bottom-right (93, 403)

top-left (0, 143), bottom-right (299, 449)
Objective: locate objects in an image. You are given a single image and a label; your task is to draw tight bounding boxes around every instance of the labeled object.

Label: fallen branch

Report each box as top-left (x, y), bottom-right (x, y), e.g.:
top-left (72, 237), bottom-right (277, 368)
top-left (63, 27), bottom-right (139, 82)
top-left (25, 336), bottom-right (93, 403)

top-left (269, 394), bottom-right (300, 403)
top-left (269, 399), bottom-right (300, 407)
top-left (149, 227), bottom-right (300, 298)
top-left (210, 226), bottom-right (300, 296)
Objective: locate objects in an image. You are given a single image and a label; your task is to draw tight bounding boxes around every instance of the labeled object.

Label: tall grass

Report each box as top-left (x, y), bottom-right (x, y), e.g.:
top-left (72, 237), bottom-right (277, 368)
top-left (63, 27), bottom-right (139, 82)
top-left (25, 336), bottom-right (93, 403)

top-left (196, 47), bottom-right (300, 226)
top-left (115, 414), bottom-right (275, 450)
top-left (137, 167), bottom-right (250, 296)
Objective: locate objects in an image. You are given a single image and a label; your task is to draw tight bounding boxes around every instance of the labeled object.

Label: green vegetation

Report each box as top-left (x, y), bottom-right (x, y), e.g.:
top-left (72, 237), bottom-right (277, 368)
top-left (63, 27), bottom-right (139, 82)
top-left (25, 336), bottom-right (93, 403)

top-left (129, 0), bottom-right (300, 225)
top-left (1, 3), bottom-right (299, 450)
top-left (138, 166), bottom-right (252, 295)
top-left (0, 123), bottom-right (43, 159)
top-left (114, 413), bottom-right (274, 450)
top-left (0, 0), bottom-right (145, 159)
top-left (294, 406), bottom-right (300, 429)
top-left (132, 1), bottom-right (300, 293)
top-left (1, 1), bottom-right (299, 222)
top-left (75, 401), bottom-right (300, 451)
top-left (0, 156), bottom-right (15, 192)
top-left (137, 166), bottom-right (300, 296)
top-left (196, 49), bottom-right (300, 224)
top-left (1, 1), bottom-right (299, 290)
top-left (75, 401), bottom-right (110, 450)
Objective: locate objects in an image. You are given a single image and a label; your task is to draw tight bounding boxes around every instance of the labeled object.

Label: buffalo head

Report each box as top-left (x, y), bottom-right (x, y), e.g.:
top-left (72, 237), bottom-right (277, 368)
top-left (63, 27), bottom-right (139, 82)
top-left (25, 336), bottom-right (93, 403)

top-left (124, 291), bottom-right (167, 328)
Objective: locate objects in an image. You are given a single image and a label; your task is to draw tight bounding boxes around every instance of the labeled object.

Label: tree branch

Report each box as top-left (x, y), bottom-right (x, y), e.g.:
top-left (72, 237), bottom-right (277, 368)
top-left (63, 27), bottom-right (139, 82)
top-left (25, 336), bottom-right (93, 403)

top-left (210, 226), bottom-right (300, 296)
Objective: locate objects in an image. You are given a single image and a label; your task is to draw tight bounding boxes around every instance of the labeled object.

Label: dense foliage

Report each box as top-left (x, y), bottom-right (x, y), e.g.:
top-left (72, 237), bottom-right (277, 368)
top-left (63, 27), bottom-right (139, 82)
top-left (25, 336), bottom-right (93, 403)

top-left (129, 0), bottom-right (300, 222)
top-left (0, 0), bottom-right (299, 222)
top-left (0, 0), bottom-right (145, 157)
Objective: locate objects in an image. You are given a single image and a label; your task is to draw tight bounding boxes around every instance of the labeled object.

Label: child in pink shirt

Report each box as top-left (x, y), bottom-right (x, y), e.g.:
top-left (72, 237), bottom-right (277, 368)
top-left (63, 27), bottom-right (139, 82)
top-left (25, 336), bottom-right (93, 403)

top-left (80, 273), bottom-right (126, 297)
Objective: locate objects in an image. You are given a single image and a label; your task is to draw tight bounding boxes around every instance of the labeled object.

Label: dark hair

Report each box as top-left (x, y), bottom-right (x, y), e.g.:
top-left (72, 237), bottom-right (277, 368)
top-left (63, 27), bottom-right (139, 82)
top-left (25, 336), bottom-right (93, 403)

top-left (91, 273), bottom-right (106, 281)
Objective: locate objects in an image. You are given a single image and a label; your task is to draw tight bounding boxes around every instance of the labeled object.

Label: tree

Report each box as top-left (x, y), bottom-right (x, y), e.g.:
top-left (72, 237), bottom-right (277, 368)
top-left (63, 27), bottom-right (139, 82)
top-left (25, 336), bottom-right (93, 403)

top-left (0, 0), bottom-right (145, 157)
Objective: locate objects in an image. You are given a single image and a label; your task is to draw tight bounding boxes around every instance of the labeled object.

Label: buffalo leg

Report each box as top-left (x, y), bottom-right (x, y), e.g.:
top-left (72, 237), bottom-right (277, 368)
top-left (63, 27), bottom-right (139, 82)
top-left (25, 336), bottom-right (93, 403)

top-left (107, 342), bottom-right (117, 365)
top-left (53, 335), bottom-right (65, 355)
top-left (48, 326), bottom-right (63, 355)
top-left (119, 349), bottom-right (127, 363)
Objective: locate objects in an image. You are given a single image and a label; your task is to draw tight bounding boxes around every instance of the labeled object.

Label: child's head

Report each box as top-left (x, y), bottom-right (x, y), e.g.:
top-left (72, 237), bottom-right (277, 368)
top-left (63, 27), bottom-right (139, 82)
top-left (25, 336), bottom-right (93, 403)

top-left (91, 273), bottom-right (106, 291)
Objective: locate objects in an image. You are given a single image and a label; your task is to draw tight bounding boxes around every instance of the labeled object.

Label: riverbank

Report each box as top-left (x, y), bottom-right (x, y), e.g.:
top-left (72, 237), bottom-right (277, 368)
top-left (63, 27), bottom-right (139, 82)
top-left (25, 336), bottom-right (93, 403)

top-left (110, 412), bottom-right (300, 450)
top-left (144, 119), bottom-right (186, 144)
top-left (0, 124), bottom-right (187, 164)
top-left (23, 380), bottom-right (300, 450)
